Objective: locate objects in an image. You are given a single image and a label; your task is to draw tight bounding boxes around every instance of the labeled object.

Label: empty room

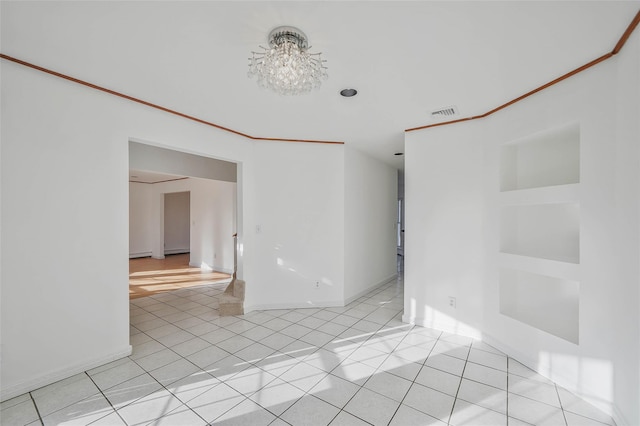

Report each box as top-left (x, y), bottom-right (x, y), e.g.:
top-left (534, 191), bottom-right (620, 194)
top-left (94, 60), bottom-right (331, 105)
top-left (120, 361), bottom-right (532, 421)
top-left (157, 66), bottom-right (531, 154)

top-left (1, 2), bottom-right (639, 425)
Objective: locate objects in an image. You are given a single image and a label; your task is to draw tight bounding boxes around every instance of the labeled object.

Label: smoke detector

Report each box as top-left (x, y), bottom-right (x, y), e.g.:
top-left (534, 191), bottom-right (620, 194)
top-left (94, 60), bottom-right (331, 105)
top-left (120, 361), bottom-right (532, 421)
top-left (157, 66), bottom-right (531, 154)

top-left (431, 106), bottom-right (459, 120)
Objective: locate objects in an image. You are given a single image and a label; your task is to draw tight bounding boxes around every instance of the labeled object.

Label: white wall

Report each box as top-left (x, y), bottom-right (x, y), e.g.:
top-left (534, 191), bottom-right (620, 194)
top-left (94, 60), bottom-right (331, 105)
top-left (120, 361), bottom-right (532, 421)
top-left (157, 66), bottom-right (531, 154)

top-left (129, 178), bottom-right (237, 273)
top-left (245, 141), bottom-right (346, 310)
top-left (344, 145), bottom-right (398, 302)
top-left (0, 58), bottom-right (349, 401)
top-left (404, 30), bottom-right (640, 425)
top-left (163, 191), bottom-right (190, 255)
top-left (404, 121), bottom-right (486, 338)
top-left (129, 182), bottom-right (153, 257)
top-left (188, 179), bottom-right (237, 273)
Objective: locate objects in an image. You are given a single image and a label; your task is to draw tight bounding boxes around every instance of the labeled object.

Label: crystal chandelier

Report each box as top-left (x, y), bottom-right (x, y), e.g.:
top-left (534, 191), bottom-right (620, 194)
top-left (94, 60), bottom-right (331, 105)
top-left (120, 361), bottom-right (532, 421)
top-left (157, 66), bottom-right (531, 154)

top-left (248, 26), bottom-right (328, 95)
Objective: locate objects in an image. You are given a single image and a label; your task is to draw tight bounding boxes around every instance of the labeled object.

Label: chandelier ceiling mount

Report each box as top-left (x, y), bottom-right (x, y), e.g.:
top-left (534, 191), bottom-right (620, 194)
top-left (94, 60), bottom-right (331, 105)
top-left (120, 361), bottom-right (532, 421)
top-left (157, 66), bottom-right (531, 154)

top-left (248, 26), bottom-right (328, 96)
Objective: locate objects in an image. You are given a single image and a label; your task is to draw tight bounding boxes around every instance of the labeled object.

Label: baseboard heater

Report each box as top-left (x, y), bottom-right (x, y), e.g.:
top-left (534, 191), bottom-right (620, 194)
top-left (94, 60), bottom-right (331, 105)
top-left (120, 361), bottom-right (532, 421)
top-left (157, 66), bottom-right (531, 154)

top-left (164, 249), bottom-right (190, 255)
top-left (129, 251), bottom-right (152, 259)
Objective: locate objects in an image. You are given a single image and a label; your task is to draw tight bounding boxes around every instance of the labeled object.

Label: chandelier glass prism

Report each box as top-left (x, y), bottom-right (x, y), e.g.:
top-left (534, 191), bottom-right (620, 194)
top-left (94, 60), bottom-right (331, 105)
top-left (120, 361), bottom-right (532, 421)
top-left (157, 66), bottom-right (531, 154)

top-left (248, 26), bottom-right (328, 95)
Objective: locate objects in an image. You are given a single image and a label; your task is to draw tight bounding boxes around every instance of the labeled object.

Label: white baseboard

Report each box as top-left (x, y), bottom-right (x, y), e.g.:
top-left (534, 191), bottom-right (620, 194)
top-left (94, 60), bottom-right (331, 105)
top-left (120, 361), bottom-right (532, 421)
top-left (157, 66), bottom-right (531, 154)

top-left (611, 403), bottom-right (629, 426)
top-left (214, 266), bottom-right (234, 275)
top-left (188, 261), bottom-right (233, 275)
top-left (164, 249), bottom-right (189, 255)
top-left (129, 251), bottom-right (151, 259)
top-left (0, 345), bottom-right (132, 402)
top-left (245, 300), bottom-right (345, 312)
top-left (401, 313), bottom-right (482, 340)
top-left (245, 274), bottom-right (398, 314)
top-left (344, 274), bottom-right (398, 306)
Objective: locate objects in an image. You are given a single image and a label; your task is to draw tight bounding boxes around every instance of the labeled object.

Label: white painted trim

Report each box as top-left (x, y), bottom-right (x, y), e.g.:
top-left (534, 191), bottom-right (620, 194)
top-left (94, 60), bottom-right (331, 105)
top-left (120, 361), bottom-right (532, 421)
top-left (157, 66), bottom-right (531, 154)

top-left (214, 266), bottom-right (234, 275)
top-left (401, 314), bottom-right (481, 340)
top-left (0, 345), bottom-right (132, 402)
top-left (611, 404), bottom-right (629, 426)
top-left (164, 249), bottom-right (189, 255)
top-left (244, 300), bottom-right (345, 313)
top-left (245, 274), bottom-right (398, 314)
top-left (188, 262), bottom-right (234, 276)
top-left (129, 251), bottom-right (152, 259)
top-left (152, 255), bottom-right (165, 260)
top-left (344, 274), bottom-right (398, 306)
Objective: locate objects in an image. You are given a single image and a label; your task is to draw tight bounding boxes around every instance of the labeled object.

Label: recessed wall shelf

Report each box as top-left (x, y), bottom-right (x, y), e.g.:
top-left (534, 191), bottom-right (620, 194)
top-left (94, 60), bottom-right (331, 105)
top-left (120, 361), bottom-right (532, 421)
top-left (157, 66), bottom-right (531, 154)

top-left (501, 202), bottom-right (580, 264)
top-left (500, 268), bottom-right (579, 344)
top-left (500, 123), bottom-right (580, 192)
top-left (499, 252), bottom-right (579, 282)
top-left (499, 183), bottom-right (580, 207)
top-left (498, 122), bottom-right (581, 346)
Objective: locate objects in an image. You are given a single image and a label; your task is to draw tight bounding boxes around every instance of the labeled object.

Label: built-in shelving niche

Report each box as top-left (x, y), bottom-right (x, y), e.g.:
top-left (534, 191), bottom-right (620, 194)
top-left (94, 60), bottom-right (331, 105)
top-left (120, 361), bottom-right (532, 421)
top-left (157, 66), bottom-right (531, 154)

top-left (500, 268), bottom-right (579, 344)
top-left (500, 202), bottom-right (580, 264)
top-left (498, 122), bottom-right (580, 345)
top-left (500, 123), bottom-right (580, 192)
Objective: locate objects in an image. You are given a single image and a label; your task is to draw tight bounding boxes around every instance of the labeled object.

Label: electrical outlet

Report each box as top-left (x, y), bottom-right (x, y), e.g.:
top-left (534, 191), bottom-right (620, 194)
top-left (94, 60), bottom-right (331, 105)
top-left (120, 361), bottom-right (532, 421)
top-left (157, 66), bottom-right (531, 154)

top-left (448, 297), bottom-right (456, 308)
top-left (315, 281), bottom-right (320, 289)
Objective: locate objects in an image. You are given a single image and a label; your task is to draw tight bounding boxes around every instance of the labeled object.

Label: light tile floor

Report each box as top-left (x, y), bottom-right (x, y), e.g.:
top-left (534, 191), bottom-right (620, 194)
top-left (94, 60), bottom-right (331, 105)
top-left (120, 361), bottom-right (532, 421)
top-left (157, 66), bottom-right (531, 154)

top-left (1, 278), bottom-right (616, 426)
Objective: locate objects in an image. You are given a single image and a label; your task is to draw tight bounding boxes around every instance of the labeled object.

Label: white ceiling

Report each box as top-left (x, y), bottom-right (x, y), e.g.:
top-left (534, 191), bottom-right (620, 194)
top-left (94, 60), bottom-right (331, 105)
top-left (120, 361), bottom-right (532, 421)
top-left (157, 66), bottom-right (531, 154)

top-left (3, 1), bottom-right (638, 169)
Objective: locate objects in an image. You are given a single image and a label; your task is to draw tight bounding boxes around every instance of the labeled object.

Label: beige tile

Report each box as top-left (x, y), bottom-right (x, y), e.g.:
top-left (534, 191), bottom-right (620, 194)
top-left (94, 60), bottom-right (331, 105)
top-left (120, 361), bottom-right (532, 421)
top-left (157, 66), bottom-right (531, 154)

top-left (213, 398), bottom-right (276, 426)
top-left (0, 398), bottom-right (40, 425)
top-left (31, 374), bottom-right (100, 417)
top-left (309, 374), bottom-right (360, 409)
top-left (282, 394), bottom-right (340, 426)
top-left (389, 404), bottom-right (445, 426)
top-left (450, 399), bottom-right (507, 426)
top-left (415, 365), bottom-right (462, 396)
top-left (403, 383), bottom-right (455, 423)
top-left (344, 388), bottom-right (400, 426)
top-left (250, 378), bottom-right (304, 416)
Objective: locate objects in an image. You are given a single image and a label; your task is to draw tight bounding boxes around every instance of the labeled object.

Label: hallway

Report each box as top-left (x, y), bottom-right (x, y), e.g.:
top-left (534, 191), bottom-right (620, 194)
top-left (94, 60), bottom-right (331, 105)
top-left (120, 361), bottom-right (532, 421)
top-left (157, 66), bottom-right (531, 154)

top-left (2, 274), bottom-right (614, 425)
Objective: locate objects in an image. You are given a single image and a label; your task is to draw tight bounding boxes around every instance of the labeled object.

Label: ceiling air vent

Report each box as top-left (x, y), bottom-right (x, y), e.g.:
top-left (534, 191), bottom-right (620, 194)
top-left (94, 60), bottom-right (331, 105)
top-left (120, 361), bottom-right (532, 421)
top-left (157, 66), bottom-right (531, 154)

top-left (431, 106), bottom-right (459, 119)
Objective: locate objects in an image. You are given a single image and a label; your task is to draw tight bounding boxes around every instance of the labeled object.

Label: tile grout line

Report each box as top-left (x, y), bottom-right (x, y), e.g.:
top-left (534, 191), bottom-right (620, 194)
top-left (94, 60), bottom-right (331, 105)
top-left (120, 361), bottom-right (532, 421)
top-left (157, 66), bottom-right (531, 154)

top-left (322, 285), bottom-right (406, 426)
top-left (447, 340), bottom-right (472, 426)
top-left (123, 356), bottom-right (211, 425)
top-left (128, 295), bottom-right (256, 424)
top-left (134, 279), bottom-right (422, 425)
top-left (273, 295), bottom-right (400, 424)
top-left (262, 283), bottom-right (404, 425)
top-left (84, 372), bottom-right (129, 426)
top-left (213, 293), bottom-right (386, 423)
top-left (554, 382), bottom-right (569, 426)
top-left (507, 354), bottom-right (510, 426)
top-left (28, 392), bottom-right (44, 426)
top-left (127, 276), bottom-right (609, 426)
top-left (384, 327), bottom-right (443, 425)
top-left (323, 303), bottom-right (410, 425)
top-left (146, 280), bottom-right (405, 423)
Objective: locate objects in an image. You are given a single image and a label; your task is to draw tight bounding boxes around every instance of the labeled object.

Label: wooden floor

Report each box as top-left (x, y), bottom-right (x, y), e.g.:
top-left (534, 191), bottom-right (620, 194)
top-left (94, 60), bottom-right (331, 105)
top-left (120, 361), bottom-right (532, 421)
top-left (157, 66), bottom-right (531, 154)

top-left (129, 253), bottom-right (231, 299)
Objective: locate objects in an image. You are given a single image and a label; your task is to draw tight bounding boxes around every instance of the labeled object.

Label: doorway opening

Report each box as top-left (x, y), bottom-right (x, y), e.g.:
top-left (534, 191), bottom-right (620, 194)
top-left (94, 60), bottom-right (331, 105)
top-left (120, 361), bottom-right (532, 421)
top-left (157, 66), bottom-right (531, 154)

top-left (128, 140), bottom-right (241, 300)
top-left (163, 191), bottom-right (190, 256)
